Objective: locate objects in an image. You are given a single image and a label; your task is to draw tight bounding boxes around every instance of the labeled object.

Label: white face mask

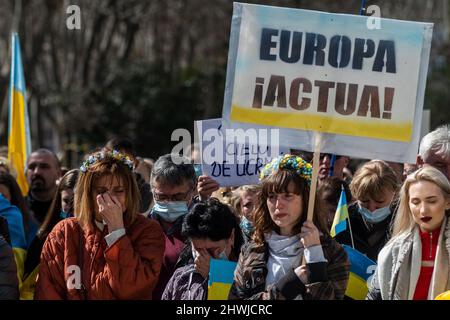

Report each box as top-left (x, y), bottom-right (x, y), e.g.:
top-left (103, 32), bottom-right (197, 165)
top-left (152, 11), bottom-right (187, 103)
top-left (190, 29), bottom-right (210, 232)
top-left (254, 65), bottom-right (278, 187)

top-left (192, 247), bottom-right (199, 260)
top-left (191, 241), bottom-right (230, 261)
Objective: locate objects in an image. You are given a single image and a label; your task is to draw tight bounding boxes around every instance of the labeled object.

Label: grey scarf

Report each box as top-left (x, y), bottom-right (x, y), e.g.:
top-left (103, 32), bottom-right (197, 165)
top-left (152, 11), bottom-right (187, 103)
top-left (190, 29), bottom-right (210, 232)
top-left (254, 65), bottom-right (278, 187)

top-left (265, 232), bottom-right (303, 286)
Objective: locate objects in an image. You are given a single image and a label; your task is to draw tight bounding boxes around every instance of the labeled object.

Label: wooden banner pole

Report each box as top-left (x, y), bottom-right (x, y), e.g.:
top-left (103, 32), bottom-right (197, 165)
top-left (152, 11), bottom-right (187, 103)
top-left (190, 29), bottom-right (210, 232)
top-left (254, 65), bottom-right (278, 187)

top-left (306, 132), bottom-right (322, 222)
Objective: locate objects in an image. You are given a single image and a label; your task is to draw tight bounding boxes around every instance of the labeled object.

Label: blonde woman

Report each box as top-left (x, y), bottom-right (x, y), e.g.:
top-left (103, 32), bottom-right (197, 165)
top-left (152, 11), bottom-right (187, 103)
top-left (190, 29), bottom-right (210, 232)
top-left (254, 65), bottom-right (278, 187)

top-left (367, 166), bottom-right (450, 300)
top-left (35, 151), bottom-right (165, 299)
top-left (231, 185), bottom-right (260, 242)
top-left (335, 160), bottom-right (399, 261)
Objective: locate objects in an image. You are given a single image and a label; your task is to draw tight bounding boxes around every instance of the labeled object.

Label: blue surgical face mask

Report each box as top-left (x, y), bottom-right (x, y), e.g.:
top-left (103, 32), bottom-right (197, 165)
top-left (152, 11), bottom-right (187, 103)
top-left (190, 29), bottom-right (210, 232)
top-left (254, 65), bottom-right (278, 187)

top-left (218, 249), bottom-right (228, 261)
top-left (240, 216), bottom-right (254, 235)
top-left (218, 240), bottom-right (230, 261)
top-left (193, 164), bottom-right (203, 177)
top-left (358, 204), bottom-right (391, 224)
top-left (153, 201), bottom-right (188, 222)
top-left (192, 245), bottom-right (228, 261)
top-left (60, 210), bottom-right (72, 219)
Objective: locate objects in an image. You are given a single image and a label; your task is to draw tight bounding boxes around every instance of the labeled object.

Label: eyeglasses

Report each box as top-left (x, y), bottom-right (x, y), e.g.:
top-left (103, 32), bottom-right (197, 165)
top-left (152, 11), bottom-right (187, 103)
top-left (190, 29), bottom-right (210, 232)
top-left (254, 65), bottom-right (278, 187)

top-left (153, 189), bottom-right (193, 202)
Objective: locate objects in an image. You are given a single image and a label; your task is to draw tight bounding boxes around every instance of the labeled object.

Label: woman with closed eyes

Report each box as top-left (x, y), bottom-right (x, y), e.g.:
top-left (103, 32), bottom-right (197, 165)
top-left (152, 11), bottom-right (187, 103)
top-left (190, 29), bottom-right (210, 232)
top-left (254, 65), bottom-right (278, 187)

top-left (35, 151), bottom-right (165, 299)
top-left (367, 166), bottom-right (450, 300)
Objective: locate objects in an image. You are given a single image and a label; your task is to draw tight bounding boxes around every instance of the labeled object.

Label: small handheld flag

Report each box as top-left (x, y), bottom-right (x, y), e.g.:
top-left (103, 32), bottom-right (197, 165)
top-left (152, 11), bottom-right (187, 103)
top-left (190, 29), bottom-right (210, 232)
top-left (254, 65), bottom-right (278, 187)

top-left (330, 187), bottom-right (349, 237)
top-left (207, 258), bottom-right (237, 300)
top-left (343, 245), bottom-right (376, 300)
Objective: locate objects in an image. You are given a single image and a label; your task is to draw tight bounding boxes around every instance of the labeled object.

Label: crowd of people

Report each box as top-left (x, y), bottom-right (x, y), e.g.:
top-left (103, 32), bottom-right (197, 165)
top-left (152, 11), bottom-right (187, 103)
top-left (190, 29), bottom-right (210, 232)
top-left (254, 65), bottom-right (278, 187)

top-left (0, 124), bottom-right (450, 300)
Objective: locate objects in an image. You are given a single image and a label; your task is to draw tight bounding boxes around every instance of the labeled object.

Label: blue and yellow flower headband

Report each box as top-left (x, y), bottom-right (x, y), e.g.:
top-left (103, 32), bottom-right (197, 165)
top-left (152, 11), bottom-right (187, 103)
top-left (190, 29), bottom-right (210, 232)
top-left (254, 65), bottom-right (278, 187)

top-left (259, 154), bottom-right (313, 183)
top-left (80, 150), bottom-right (134, 173)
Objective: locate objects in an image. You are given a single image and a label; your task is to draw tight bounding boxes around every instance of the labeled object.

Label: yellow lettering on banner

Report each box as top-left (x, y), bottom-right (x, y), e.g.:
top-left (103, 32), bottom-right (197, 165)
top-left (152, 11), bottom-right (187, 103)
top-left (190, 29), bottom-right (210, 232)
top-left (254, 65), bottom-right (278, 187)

top-left (230, 105), bottom-right (412, 142)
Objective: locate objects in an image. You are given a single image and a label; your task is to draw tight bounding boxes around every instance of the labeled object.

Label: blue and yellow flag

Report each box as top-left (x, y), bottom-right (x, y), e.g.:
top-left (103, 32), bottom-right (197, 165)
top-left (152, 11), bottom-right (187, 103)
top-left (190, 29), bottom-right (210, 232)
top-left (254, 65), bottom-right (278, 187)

top-left (330, 187), bottom-right (349, 237)
top-left (435, 290), bottom-right (450, 300)
top-left (342, 245), bottom-right (376, 300)
top-left (8, 33), bottom-right (31, 196)
top-left (207, 258), bottom-right (237, 300)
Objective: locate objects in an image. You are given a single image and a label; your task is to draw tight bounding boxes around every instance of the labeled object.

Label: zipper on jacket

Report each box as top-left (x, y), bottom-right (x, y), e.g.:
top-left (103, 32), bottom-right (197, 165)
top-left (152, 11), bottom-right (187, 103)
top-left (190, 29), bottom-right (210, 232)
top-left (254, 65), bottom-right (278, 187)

top-left (429, 232), bottom-right (433, 259)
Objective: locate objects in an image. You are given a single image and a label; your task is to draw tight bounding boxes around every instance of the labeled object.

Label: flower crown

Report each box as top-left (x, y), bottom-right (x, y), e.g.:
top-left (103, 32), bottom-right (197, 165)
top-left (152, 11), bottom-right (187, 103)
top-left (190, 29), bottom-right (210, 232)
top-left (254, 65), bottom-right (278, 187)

top-left (259, 154), bottom-right (313, 183)
top-left (80, 150), bottom-right (134, 173)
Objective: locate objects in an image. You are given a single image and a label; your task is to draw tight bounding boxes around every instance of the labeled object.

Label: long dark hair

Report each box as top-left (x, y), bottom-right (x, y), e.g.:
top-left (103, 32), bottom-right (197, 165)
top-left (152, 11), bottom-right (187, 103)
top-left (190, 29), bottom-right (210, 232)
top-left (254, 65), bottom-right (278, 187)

top-left (253, 169), bottom-right (329, 244)
top-left (37, 169), bottom-right (79, 239)
top-left (0, 172), bottom-right (31, 233)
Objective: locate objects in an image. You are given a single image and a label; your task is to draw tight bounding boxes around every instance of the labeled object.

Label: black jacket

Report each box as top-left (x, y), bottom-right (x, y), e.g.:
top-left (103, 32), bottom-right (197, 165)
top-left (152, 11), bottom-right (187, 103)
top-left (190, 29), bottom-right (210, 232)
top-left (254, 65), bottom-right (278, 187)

top-left (0, 235), bottom-right (19, 299)
top-left (0, 217), bottom-right (10, 245)
top-left (334, 202), bottom-right (397, 262)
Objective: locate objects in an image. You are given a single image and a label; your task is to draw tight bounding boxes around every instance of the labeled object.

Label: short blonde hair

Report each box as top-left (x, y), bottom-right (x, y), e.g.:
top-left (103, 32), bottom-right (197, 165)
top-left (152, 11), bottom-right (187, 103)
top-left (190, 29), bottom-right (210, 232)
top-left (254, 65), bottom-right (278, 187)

top-left (75, 152), bottom-right (140, 230)
top-left (350, 160), bottom-right (399, 201)
top-left (391, 166), bottom-right (450, 240)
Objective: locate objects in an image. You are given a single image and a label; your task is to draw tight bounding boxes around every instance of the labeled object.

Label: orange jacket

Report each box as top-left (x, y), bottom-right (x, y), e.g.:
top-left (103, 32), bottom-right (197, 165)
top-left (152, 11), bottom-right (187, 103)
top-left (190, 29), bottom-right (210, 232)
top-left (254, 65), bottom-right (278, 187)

top-left (35, 215), bottom-right (165, 300)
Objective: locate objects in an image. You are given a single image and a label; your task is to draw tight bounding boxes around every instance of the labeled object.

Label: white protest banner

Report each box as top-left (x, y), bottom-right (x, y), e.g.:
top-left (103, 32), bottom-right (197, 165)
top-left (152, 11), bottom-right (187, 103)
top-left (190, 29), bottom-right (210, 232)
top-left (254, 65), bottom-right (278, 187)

top-left (196, 118), bottom-right (288, 187)
top-left (420, 109), bottom-right (430, 141)
top-left (222, 3), bottom-right (433, 163)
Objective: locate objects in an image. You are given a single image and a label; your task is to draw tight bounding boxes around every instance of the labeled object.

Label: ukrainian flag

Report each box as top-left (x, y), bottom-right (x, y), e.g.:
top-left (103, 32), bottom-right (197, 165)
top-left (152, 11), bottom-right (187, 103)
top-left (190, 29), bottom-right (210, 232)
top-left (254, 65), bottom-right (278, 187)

top-left (207, 258), bottom-right (237, 300)
top-left (330, 188), bottom-right (349, 237)
top-left (8, 33), bottom-right (31, 196)
top-left (343, 245), bottom-right (376, 300)
top-left (435, 291), bottom-right (450, 300)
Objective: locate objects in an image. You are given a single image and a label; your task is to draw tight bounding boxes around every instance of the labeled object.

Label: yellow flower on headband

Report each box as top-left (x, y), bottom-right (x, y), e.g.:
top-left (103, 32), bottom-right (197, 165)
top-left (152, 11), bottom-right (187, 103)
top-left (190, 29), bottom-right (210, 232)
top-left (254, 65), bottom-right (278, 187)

top-left (259, 154), bottom-right (313, 183)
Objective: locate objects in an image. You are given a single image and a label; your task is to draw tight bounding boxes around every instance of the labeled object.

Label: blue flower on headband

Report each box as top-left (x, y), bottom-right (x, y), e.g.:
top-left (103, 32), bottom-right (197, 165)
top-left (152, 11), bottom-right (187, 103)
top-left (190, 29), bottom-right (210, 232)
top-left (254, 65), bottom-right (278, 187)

top-left (260, 154), bottom-right (313, 183)
top-left (79, 150), bottom-right (134, 173)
